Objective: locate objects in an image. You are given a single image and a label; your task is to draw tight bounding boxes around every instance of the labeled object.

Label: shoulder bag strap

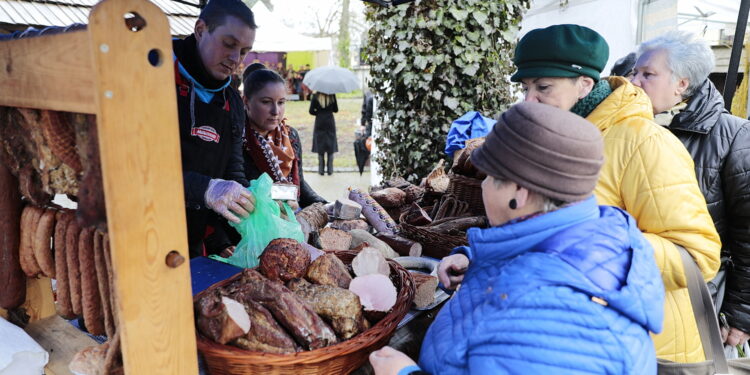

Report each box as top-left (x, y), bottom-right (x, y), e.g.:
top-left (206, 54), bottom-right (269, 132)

top-left (677, 244), bottom-right (730, 374)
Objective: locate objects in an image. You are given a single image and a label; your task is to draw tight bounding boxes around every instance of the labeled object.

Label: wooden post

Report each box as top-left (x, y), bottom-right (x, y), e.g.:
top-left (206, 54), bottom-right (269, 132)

top-left (88, 0), bottom-right (198, 373)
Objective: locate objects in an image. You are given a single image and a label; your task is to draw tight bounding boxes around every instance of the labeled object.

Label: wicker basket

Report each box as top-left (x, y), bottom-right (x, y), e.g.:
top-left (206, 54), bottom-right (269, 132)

top-left (398, 221), bottom-right (469, 259)
top-left (447, 173), bottom-right (485, 216)
top-left (195, 251), bottom-right (415, 375)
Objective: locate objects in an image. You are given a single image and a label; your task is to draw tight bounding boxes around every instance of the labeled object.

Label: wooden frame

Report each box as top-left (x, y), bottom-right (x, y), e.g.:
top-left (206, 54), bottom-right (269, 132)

top-left (0, 0), bottom-right (198, 373)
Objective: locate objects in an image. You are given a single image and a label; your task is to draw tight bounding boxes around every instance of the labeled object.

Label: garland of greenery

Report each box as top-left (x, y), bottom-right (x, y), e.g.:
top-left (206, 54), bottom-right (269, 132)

top-left (364, 0), bottom-right (530, 182)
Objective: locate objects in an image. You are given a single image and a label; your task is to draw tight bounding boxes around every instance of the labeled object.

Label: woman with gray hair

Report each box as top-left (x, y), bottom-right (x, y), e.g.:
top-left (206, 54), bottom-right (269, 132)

top-left (632, 31), bottom-right (750, 347)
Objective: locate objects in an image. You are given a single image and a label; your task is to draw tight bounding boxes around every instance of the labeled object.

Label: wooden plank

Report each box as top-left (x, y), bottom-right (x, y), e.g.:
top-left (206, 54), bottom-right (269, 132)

top-left (22, 276), bottom-right (57, 322)
top-left (0, 31), bottom-right (96, 113)
top-left (26, 315), bottom-right (97, 375)
top-left (87, 0), bottom-right (198, 374)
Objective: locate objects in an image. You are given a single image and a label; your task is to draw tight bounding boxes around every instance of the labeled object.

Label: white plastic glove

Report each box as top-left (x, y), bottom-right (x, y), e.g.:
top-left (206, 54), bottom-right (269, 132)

top-left (204, 179), bottom-right (255, 223)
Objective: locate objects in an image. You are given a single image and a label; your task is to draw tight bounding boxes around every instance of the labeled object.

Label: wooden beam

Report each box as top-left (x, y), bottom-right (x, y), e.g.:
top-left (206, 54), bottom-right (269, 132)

top-left (88, 0), bottom-right (198, 373)
top-left (26, 315), bottom-right (98, 375)
top-left (0, 31), bottom-right (96, 114)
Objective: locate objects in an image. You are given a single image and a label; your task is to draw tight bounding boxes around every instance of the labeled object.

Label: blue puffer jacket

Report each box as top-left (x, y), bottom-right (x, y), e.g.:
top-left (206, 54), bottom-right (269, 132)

top-left (417, 196), bottom-right (665, 375)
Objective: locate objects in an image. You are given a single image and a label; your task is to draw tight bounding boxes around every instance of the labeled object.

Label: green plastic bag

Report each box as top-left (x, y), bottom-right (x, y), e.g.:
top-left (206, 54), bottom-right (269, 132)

top-left (222, 173), bottom-right (304, 268)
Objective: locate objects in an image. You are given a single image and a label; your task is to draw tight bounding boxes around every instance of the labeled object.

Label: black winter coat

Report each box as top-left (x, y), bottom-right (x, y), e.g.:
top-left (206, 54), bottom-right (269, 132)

top-left (173, 36), bottom-right (248, 257)
top-left (310, 94), bottom-right (338, 154)
top-left (669, 79), bottom-right (750, 332)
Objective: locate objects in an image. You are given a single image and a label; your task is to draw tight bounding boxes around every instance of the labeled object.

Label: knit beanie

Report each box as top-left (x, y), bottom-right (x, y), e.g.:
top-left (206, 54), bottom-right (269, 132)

top-left (471, 102), bottom-right (604, 202)
top-left (511, 24), bottom-right (609, 82)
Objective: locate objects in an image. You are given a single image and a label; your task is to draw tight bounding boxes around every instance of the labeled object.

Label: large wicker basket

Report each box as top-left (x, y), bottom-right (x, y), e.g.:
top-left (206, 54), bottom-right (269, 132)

top-left (446, 173), bottom-right (485, 216)
top-left (398, 221), bottom-right (469, 259)
top-left (195, 251), bottom-right (415, 375)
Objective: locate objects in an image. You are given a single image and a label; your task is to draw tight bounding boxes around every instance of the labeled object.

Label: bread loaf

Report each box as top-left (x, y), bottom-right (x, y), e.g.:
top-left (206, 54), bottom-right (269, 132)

top-left (318, 227), bottom-right (352, 251)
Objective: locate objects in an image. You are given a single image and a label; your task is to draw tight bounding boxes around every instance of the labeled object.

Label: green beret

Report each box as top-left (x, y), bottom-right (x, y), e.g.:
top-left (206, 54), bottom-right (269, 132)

top-left (511, 24), bottom-right (609, 82)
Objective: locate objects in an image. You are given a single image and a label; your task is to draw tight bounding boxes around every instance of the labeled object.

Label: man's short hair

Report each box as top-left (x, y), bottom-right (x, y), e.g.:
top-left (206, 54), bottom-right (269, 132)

top-left (200, 0), bottom-right (257, 32)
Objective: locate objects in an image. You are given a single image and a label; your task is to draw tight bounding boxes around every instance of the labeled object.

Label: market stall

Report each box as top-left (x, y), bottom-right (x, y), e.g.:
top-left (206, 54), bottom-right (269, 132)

top-left (0, 0), bottom-right (196, 373)
top-left (0, 1), bottom-right (487, 373)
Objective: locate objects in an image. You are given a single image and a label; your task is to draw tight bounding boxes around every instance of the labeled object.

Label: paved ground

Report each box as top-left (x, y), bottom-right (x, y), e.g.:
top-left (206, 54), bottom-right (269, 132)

top-left (303, 170), bottom-right (372, 202)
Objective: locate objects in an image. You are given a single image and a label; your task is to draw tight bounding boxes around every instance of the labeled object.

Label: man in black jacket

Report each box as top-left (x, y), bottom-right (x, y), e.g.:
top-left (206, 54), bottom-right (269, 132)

top-left (174, 0), bottom-right (256, 257)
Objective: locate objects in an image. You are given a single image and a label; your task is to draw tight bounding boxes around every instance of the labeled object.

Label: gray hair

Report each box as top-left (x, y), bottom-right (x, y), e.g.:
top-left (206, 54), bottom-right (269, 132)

top-left (491, 176), bottom-right (564, 214)
top-left (637, 31), bottom-right (715, 98)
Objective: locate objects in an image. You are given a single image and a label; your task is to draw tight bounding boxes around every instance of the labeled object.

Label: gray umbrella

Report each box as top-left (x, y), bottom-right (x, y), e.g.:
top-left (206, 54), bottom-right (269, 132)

top-left (302, 66), bottom-right (360, 94)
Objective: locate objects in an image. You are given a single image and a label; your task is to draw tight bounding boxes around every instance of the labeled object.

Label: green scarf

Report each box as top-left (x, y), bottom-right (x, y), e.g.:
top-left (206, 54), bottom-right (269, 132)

top-left (570, 80), bottom-right (612, 118)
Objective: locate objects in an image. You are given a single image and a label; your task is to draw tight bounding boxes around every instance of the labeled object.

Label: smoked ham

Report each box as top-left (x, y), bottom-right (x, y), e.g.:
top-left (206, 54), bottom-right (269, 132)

top-left (305, 253), bottom-right (352, 289)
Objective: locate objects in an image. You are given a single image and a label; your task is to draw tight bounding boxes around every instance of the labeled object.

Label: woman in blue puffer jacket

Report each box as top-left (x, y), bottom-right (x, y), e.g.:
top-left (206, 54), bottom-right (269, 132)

top-left (370, 102), bottom-right (665, 375)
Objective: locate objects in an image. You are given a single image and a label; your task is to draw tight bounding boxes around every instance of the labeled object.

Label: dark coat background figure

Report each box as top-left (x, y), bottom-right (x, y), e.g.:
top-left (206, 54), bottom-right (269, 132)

top-left (310, 93), bottom-right (339, 154)
top-left (361, 91), bottom-right (374, 136)
top-left (668, 79), bottom-right (750, 333)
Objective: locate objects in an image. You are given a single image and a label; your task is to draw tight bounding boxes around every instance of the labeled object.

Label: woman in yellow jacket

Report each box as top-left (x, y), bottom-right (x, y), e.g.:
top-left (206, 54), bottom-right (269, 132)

top-left (511, 24), bottom-right (721, 363)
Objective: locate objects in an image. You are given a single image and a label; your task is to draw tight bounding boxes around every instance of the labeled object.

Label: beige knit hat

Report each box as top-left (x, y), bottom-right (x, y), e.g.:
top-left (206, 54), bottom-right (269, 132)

top-left (471, 102), bottom-right (604, 202)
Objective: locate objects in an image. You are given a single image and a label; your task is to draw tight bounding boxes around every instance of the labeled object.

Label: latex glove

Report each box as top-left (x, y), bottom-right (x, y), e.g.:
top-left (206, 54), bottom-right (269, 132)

top-left (369, 346), bottom-right (417, 375)
top-left (722, 325), bottom-right (750, 346)
top-left (205, 179), bottom-right (255, 223)
top-left (437, 253), bottom-right (470, 290)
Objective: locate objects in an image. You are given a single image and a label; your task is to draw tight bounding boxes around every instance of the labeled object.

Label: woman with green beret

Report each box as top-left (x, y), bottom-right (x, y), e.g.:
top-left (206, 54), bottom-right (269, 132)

top-left (510, 24), bottom-right (720, 363)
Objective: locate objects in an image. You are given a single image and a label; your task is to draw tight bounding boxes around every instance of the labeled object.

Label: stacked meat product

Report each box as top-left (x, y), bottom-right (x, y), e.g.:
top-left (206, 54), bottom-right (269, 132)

top-left (195, 238), bottom-right (398, 352)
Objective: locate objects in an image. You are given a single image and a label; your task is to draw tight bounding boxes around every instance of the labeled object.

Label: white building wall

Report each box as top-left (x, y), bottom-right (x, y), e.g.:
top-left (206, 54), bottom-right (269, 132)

top-left (519, 0), bottom-right (641, 75)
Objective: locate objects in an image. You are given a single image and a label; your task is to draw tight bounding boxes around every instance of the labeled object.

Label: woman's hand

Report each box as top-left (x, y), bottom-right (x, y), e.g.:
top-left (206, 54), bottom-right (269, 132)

top-left (219, 246), bottom-right (235, 258)
top-left (722, 325), bottom-right (750, 346)
top-left (369, 346), bottom-right (417, 375)
top-left (437, 254), bottom-right (470, 290)
top-left (286, 200), bottom-right (300, 211)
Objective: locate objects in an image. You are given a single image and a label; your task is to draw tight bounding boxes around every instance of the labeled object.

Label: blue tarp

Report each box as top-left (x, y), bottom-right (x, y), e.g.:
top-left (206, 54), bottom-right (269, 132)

top-left (444, 111), bottom-right (494, 155)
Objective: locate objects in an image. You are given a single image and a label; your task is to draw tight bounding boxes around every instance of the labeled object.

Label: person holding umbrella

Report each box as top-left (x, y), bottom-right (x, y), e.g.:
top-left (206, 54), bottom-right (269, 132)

top-left (304, 65), bottom-right (361, 175)
top-left (309, 91), bottom-right (339, 175)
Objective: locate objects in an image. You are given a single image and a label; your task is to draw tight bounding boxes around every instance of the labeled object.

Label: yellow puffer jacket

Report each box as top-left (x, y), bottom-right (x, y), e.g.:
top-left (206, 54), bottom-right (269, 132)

top-left (588, 77), bottom-right (722, 362)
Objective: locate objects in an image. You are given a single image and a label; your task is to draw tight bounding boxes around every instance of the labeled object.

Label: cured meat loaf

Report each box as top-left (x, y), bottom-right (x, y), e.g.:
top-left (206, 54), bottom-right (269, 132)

top-left (54, 210), bottom-right (75, 319)
top-left (287, 278), bottom-right (367, 340)
top-left (305, 253), bottom-right (352, 289)
top-left (370, 188), bottom-right (406, 209)
top-left (195, 290), bottom-right (250, 345)
top-left (231, 298), bottom-right (299, 354)
top-left (234, 269), bottom-right (337, 350)
top-left (258, 238), bottom-right (311, 283)
top-left (33, 207), bottom-right (57, 278)
top-left (79, 226), bottom-right (105, 336)
top-left (0, 163), bottom-right (25, 309)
